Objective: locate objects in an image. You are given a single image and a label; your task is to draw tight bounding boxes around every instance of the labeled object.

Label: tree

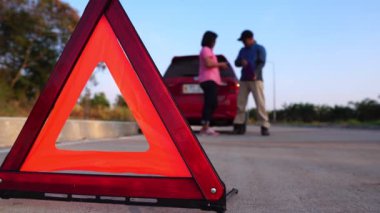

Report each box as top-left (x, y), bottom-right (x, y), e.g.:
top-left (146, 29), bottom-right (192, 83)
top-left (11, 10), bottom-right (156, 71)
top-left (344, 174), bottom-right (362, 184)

top-left (282, 103), bottom-right (317, 122)
top-left (0, 0), bottom-right (79, 103)
top-left (91, 92), bottom-right (110, 109)
top-left (330, 105), bottom-right (355, 121)
top-left (350, 98), bottom-right (380, 121)
top-left (114, 94), bottom-right (128, 108)
top-left (315, 105), bottom-right (331, 122)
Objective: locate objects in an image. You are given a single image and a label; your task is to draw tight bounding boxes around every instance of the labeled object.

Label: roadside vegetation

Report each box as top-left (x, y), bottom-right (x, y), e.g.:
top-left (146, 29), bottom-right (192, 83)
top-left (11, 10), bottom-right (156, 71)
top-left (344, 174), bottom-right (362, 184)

top-left (249, 97), bottom-right (380, 127)
top-left (70, 94), bottom-right (134, 121)
top-left (0, 1), bottom-right (134, 121)
top-left (0, 0), bottom-right (78, 115)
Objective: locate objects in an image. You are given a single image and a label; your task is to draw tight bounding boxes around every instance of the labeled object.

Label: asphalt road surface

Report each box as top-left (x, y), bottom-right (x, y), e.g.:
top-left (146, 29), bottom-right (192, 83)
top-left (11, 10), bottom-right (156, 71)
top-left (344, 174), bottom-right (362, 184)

top-left (1, 126), bottom-right (379, 213)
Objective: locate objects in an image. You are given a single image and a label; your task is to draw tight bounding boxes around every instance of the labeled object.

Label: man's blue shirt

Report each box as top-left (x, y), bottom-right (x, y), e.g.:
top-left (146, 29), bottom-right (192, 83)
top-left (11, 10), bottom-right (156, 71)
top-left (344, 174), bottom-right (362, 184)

top-left (235, 43), bottom-right (266, 81)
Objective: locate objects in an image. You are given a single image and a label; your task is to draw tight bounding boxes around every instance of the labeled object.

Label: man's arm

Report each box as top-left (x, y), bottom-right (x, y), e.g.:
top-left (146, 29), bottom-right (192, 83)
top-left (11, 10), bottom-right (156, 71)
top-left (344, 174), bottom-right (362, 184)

top-left (235, 58), bottom-right (243, 67)
top-left (255, 46), bottom-right (266, 71)
top-left (235, 49), bottom-right (245, 67)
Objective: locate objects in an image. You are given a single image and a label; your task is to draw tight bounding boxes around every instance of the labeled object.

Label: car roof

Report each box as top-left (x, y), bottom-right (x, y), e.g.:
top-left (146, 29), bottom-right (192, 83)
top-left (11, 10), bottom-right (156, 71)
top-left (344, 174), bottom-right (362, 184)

top-left (172, 55), bottom-right (228, 63)
top-left (164, 55), bottom-right (236, 78)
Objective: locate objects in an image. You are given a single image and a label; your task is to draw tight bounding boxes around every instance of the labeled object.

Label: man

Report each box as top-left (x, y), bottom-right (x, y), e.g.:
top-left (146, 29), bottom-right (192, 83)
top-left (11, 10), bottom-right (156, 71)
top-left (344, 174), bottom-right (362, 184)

top-left (233, 30), bottom-right (270, 136)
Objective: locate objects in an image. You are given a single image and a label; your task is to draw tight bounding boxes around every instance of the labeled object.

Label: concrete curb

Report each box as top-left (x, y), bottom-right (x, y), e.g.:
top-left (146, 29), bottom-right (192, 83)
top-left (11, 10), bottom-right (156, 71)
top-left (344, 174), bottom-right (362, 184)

top-left (0, 117), bottom-right (139, 148)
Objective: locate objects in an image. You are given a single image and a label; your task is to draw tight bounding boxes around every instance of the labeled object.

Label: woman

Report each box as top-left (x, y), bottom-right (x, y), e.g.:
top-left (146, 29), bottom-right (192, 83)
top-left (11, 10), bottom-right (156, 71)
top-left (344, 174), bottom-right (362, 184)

top-left (198, 31), bottom-right (228, 135)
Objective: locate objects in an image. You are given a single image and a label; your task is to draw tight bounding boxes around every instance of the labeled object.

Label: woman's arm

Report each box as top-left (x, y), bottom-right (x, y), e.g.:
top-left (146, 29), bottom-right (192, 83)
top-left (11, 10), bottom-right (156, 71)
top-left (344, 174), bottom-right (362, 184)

top-left (204, 56), bottom-right (228, 69)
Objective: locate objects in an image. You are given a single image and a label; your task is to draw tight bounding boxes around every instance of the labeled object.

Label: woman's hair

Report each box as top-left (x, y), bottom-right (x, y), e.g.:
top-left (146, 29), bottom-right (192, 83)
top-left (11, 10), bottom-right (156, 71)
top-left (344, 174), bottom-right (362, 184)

top-left (201, 31), bottom-right (218, 48)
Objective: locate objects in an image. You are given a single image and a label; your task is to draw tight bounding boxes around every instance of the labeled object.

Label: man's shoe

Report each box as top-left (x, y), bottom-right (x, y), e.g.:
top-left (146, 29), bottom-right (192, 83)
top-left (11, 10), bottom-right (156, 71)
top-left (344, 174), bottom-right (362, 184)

top-left (233, 124), bottom-right (245, 135)
top-left (233, 124), bottom-right (241, 134)
top-left (261, 126), bottom-right (270, 136)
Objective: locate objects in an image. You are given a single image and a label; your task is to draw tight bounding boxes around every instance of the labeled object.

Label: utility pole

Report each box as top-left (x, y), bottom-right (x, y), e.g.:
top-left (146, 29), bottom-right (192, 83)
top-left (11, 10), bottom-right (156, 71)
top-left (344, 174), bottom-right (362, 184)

top-left (267, 61), bottom-right (276, 122)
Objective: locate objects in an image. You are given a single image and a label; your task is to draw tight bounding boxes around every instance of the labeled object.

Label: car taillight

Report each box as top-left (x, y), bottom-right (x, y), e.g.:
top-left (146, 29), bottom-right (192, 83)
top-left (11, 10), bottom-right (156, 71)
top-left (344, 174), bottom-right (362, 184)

top-left (228, 82), bottom-right (239, 93)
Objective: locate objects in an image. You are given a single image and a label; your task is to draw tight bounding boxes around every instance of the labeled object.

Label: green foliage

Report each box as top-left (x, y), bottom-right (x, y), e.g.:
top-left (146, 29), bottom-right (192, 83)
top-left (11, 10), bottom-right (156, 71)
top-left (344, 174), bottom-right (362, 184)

top-left (114, 94), bottom-right (128, 108)
top-left (0, 79), bottom-right (11, 101)
top-left (282, 103), bottom-right (317, 122)
top-left (71, 101), bottom-right (134, 122)
top-left (350, 98), bottom-right (380, 121)
top-left (91, 92), bottom-right (110, 108)
top-left (264, 97), bottom-right (380, 124)
top-left (70, 105), bottom-right (135, 121)
top-left (71, 92), bottom-right (133, 121)
top-left (0, 1), bottom-right (136, 122)
top-left (0, 0), bottom-right (79, 103)
top-left (109, 107), bottom-right (134, 121)
top-left (0, 79), bottom-right (32, 116)
top-left (78, 92), bottom-right (110, 119)
top-left (329, 106), bottom-right (355, 121)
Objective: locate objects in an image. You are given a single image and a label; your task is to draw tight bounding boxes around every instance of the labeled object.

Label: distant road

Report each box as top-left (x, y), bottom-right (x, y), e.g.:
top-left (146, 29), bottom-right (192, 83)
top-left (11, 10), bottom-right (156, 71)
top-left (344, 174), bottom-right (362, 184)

top-left (1, 126), bottom-right (380, 213)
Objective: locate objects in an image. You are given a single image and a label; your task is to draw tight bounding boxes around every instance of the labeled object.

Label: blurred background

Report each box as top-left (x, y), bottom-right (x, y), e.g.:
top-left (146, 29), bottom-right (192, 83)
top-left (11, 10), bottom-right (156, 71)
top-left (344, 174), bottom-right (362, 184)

top-left (0, 0), bottom-right (379, 126)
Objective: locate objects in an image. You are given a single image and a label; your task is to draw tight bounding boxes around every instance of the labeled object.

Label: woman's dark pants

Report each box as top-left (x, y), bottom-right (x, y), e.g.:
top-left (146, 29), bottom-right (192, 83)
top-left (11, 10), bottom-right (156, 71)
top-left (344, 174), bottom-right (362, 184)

top-left (200, 80), bottom-right (218, 125)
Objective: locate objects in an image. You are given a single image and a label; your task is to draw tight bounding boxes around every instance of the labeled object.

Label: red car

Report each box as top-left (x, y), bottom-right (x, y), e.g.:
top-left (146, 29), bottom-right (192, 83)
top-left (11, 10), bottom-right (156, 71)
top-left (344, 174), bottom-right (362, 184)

top-left (164, 55), bottom-right (239, 126)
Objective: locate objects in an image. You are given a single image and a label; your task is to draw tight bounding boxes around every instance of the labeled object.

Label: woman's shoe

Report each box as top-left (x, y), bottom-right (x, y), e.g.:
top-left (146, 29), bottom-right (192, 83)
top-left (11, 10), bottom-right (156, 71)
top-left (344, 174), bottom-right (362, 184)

top-left (200, 128), bottom-right (219, 136)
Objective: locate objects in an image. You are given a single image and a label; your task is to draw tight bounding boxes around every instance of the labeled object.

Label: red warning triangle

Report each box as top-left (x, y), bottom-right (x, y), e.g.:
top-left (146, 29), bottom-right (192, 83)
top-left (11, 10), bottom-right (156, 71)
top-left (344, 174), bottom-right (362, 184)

top-left (21, 16), bottom-right (191, 177)
top-left (0, 0), bottom-right (226, 211)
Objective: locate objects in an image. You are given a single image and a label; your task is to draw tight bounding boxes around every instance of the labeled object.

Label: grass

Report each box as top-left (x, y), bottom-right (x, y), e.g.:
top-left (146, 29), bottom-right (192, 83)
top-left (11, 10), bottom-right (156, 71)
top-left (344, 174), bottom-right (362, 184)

top-left (0, 102), bottom-right (31, 117)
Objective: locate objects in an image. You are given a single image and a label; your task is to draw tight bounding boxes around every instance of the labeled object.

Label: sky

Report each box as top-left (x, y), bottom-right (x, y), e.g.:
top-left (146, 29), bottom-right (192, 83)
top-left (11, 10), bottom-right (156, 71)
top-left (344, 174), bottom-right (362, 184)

top-left (62, 0), bottom-right (380, 110)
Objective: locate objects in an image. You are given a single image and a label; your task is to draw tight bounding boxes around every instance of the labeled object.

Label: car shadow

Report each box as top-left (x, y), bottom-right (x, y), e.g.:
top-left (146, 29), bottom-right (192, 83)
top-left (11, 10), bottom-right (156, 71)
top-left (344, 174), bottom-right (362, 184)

top-left (193, 130), bottom-right (236, 135)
